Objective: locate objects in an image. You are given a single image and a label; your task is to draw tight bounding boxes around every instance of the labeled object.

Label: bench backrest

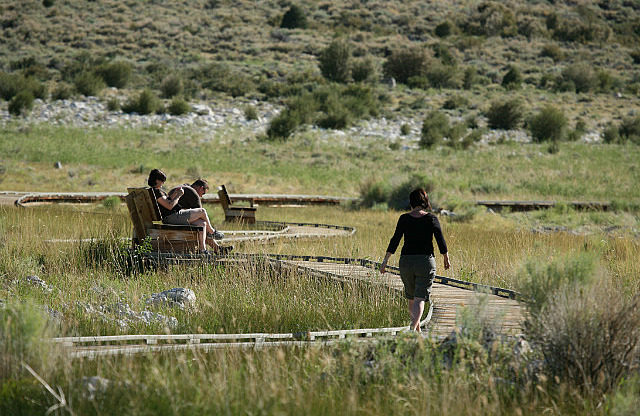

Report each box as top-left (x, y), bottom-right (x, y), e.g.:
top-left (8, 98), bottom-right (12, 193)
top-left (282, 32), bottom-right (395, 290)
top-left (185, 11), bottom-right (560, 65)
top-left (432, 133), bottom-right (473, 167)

top-left (126, 187), bottom-right (162, 241)
top-left (217, 184), bottom-right (232, 211)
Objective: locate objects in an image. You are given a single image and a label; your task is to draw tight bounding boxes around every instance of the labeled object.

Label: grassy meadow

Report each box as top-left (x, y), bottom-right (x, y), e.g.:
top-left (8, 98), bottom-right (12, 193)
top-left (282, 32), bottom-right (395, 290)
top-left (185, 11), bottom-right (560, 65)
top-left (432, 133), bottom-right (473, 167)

top-left (2, 0), bottom-right (640, 413)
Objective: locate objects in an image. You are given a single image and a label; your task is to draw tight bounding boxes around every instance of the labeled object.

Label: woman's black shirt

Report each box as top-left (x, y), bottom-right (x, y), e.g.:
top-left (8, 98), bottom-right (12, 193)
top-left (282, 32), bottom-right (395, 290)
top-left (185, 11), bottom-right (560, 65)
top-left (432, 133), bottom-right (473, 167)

top-left (386, 213), bottom-right (448, 256)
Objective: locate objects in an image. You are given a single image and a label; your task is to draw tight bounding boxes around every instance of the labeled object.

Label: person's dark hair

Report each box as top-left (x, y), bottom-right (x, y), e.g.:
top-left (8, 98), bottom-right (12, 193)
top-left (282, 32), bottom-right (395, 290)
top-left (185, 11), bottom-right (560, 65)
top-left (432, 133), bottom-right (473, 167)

top-left (147, 169), bottom-right (167, 187)
top-left (191, 179), bottom-right (209, 191)
top-left (409, 188), bottom-right (432, 210)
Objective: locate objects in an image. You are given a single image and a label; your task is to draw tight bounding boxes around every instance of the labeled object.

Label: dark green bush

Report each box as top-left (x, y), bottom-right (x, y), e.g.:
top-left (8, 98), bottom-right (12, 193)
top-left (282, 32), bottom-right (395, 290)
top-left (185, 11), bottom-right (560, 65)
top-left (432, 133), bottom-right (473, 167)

top-left (432, 43), bottom-right (457, 66)
top-left (0, 72), bottom-right (46, 101)
top-left (280, 5), bottom-right (307, 29)
top-left (420, 110), bottom-right (450, 148)
top-left (51, 82), bottom-right (73, 100)
top-left (160, 75), bottom-right (184, 98)
top-left (244, 105), bottom-right (258, 121)
top-left (552, 14), bottom-right (611, 43)
top-left (387, 173), bottom-right (436, 211)
top-left (462, 66), bottom-right (480, 90)
top-left (426, 63), bottom-right (460, 89)
top-left (540, 44), bottom-right (566, 62)
top-left (442, 95), bottom-right (469, 110)
top-left (167, 97), bottom-right (191, 115)
top-left (619, 114), bottom-right (640, 144)
top-left (383, 46), bottom-right (431, 84)
top-left (358, 179), bottom-right (390, 208)
top-left (351, 57), bottom-right (376, 83)
top-left (630, 50), bottom-right (640, 64)
top-left (486, 99), bottom-right (524, 130)
top-left (266, 109), bottom-right (303, 140)
top-left (318, 40), bottom-right (351, 83)
top-left (400, 124), bottom-right (411, 136)
top-left (501, 65), bottom-right (523, 89)
top-left (557, 63), bottom-right (597, 93)
top-left (122, 89), bottom-right (160, 115)
top-left (602, 122), bottom-right (621, 144)
top-left (74, 71), bottom-right (106, 96)
top-left (106, 97), bottom-right (120, 111)
top-left (434, 20), bottom-right (455, 37)
top-left (528, 105), bottom-right (567, 142)
top-left (462, 1), bottom-right (517, 37)
top-left (193, 63), bottom-right (254, 97)
top-left (8, 90), bottom-right (34, 116)
top-left (96, 61), bottom-right (132, 89)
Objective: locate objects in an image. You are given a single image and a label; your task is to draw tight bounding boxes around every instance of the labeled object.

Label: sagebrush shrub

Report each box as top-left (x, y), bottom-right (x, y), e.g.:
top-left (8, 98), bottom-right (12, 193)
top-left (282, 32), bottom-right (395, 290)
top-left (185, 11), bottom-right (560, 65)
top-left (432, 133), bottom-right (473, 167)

top-left (426, 62), bottom-right (461, 89)
top-left (442, 95), bottom-right (469, 110)
top-left (558, 63), bottom-right (597, 93)
top-left (74, 71), bottom-right (106, 96)
top-left (602, 122), bottom-right (621, 144)
top-left (434, 20), bottom-right (455, 37)
top-left (318, 40), bottom-right (351, 83)
top-left (540, 44), bottom-right (565, 62)
top-left (462, 1), bottom-right (517, 37)
top-left (0, 72), bottom-right (46, 101)
top-left (96, 61), bottom-right (132, 89)
top-left (280, 5), bottom-right (307, 29)
top-left (160, 75), bottom-right (184, 98)
top-left (167, 97), bottom-right (191, 115)
top-left (528, 105), bottom-right (567, 142)
top-left (619, 115), bottom-right (640, 144)
top-left (358, 179), bottom-right (390, 208)
top-left (383, 46), bottom-right (431, 84)
top-left (501, 65), bottom-right (523, 89)
top-left (244, 105), bottom-right (258, 121)
top-left (122, 89), bottom-right (160, 115)
top-left (486, 99), bottom-right (524, 130)
top-left (52, 82), bottom-right (73, 100)
top-left (8, 90), bottom-right (34, 116)
top-left (351, 57), bottom-right (376, 83)
top-left (420, 110), bottom-right (450, 148)
top-left (387, 173), bottom-right (436, 211)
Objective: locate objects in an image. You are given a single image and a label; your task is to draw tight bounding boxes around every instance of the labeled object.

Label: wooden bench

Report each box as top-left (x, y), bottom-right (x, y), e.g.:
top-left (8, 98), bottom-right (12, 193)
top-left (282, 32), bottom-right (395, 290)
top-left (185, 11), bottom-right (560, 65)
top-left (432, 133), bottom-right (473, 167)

top-left (217, 184), bottom-right (257, 224)
top-left (125, 187), bottom-right (204, 253)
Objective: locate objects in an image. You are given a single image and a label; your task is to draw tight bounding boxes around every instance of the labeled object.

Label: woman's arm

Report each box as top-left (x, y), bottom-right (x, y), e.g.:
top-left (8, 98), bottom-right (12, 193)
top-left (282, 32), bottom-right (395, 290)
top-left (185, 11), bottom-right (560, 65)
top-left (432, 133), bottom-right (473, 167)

top-left (379, 252), bottom-right (393, 273)
top-left (157, 187), bottom-right (184, 210)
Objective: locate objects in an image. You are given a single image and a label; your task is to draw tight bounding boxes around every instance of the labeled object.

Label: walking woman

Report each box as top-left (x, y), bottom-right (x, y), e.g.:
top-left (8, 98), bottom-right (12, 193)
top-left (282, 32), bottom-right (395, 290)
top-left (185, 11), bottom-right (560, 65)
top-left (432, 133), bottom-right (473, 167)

top-left (380, 188), bottom-right (450, 332)
top-left (147, 169), bottom-right (230, 254)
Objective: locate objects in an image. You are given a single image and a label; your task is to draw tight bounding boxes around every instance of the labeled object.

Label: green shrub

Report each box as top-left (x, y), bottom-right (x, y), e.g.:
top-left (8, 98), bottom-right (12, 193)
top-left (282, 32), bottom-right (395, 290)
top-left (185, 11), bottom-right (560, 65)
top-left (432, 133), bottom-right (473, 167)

top-left (442, 94), bottom-right (469, 110)
top-left (602, 122), bottom-right (621, 144)
top-left (51, 82), bottom-right (73, 100)
top-left (383, 46), bottom-right (431, 84)
top-left (462, 66), bottom-right (480, 90)
top-left (518, 252), bottom-right (598, 313)
top-left (432, 43), bottom-right (457, 66)
top-left (597, 70), bottom-right (618, 92)
top-left (400, 123), bottom-right (411, 136)
top-left (434, 20), bottom-right (455, 37)
top-left (462, 1), bottom-right (517, 37)
top-left (122, 89), bottom-right (160, 115)
top-left (630, 49), bottom-right (640, 64)
top-left (266, 109), bottom-right (303, 140)
top-left (351, 57), bottom-right (376, 83)
top-left (193, 63), bottom-right (254, 97)
top-left (102, 196), bottom-right (121, 209)
top-left (528, 105), bottom-right (567, 142)
top-left (420, 110), bottom-right (450, 148)
top-left (486, 99), bottom-right (524, 130)
top-left (8, 90), bottom-right (34, 116)
top-left (167, 97), bottom-right (191, 115)
top-left (318, 40), bottom-right (351, 83)
top-left (425, 62), bottom-right (460, 89)
top-left (619, 114), bottom-right (640, 144)
top-left (74, 71), bottom-right (106, 96)
top-left (96, 61), bottom-right (132, 89)
top-left (387, 173), bottom-right (436, 211)
top-left (106, 97), bottom-right (120, 111)
top-left (501, 65), bottom-right (523, 89)
top-left (358, 179), bottom-right (391, 208)
top-left (1, 301), bottom-right (56, 379)
top-left (42, 0), bottom-right (55, 7)
top-left (557, 63), bottom-right (597, 93)
top-left (280, 5), bottom-right (308, 29)
top-left (540, 43), bottom-right (566, 62)
top-left (160, 75), bottom-right (184, 98)
top-left (0, 72), bottom-right (46, 101)
top-left (244, 105), bottom-right (258, 121)
top-left (552, 14), bottom-right (611, 43)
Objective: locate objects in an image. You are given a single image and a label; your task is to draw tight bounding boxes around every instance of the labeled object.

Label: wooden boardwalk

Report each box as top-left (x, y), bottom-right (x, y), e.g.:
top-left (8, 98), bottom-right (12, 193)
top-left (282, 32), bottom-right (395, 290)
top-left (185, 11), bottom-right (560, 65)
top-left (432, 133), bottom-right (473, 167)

top-left (280, 258), bottom-right (525, 338)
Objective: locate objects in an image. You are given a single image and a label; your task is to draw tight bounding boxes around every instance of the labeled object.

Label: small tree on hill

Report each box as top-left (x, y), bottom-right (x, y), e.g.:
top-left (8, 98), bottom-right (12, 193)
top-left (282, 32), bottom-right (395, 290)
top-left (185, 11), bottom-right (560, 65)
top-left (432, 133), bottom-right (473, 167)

top-left (318, 40), bottom-right (351, 83)
top-left (281, 5), bottom-right (307, 29)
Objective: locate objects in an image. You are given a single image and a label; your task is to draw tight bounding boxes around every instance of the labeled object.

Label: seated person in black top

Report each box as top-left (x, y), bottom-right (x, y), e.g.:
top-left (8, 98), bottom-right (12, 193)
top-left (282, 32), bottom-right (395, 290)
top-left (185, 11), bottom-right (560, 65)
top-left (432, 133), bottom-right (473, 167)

top-left (169, 179), bottom-right (224, 240)
top-left (380, 188), bottom-right (450, 332)
top-left (147, 169), bottom-right (230, 254)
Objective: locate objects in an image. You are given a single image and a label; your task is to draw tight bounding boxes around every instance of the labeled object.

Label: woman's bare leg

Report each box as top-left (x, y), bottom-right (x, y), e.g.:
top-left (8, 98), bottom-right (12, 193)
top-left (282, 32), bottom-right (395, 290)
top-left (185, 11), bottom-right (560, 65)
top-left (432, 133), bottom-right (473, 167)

top-left (410, 297), bottom-right (425, 332)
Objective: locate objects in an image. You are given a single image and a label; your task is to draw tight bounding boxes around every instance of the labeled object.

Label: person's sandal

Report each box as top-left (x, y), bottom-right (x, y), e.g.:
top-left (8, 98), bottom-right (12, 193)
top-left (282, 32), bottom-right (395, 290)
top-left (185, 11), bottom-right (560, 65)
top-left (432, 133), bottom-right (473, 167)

top-left (207, 231), bottom-right (225, 240)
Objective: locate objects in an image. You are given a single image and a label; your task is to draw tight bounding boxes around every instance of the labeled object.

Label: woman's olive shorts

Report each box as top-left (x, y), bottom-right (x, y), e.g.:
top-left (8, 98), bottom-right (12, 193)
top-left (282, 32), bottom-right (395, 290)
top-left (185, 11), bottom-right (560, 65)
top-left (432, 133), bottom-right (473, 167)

top-left (399, 254), bottom-right (436, 301)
